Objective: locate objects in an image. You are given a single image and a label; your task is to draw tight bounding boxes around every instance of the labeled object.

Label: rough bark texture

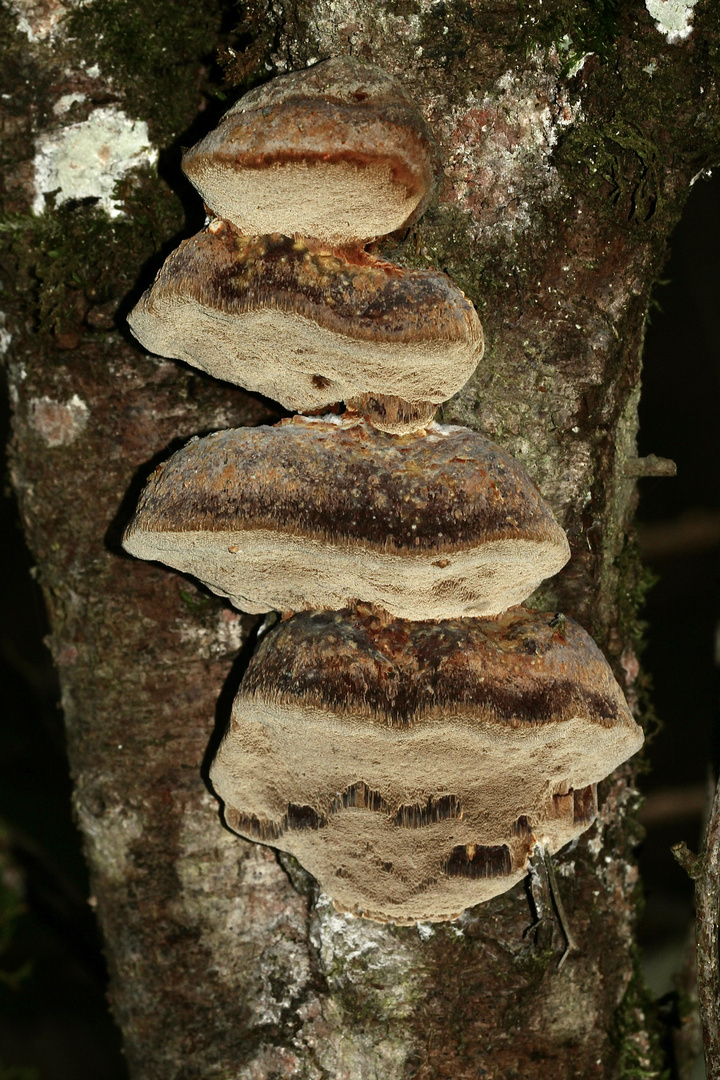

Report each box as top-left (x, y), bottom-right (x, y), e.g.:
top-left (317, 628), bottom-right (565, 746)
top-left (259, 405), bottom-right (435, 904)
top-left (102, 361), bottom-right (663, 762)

top-left (2, 0), bottom-right (719, 1077)
top-left (674, 774), bottom-right (720, 1079)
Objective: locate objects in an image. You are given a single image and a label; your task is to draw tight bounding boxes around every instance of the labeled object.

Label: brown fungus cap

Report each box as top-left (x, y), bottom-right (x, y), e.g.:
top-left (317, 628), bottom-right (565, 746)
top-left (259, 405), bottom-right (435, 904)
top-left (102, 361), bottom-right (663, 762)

top-left (122, 416), bottom-right (570, 621)
top-left (182, 58), bottom-right (440, 246)
top-left (127, 223), bottom-right (483, 430)
top-left (210, 605), bottom-right (644, 923)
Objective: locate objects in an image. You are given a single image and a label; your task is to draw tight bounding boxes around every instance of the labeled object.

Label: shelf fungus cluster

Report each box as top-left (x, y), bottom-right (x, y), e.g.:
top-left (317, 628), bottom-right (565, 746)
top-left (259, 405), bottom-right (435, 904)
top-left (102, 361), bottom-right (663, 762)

top-left (124, 58), bottom-right (644, 924)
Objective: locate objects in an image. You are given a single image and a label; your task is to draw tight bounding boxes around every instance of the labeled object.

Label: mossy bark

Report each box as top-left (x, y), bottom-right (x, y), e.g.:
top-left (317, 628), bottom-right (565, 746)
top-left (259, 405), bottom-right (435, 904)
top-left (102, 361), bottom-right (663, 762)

top-left (2, 1), bottom-right (719, 1077)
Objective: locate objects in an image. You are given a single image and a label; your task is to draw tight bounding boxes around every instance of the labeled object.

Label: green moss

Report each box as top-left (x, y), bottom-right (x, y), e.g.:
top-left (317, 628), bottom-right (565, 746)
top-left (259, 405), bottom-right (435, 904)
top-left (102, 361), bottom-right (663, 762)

top-left (414, 0), bottom-right (620, 103)
top-left (178, 586), bottom-right (214, 614)
top-left (612, 970), bottom-right (671, 1080)
top-left (64, 0), bottom-right (236, 137)
top-left (615, 538), bottom-right (658, 658)
top-left (0, 171), bottom-right (184, 344)
top-left (0, 0), bottom-right (279, 347)
top-left (557, 120), bottom-right (663, 226)
top-left (517, 0), bottom-right (621, 61)
top-left (275, 851), bottom-right (316, 897)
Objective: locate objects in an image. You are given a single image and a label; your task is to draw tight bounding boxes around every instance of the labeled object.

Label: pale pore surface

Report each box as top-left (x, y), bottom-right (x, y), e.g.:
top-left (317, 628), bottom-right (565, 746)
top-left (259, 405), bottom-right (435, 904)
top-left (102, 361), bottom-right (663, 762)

top-left (122, 528), bottom-right (571, 620)
top-left (211, 700), bottom-right (644, 922)
top-left (189, 159), bottom-right (419, 246)
top-left (128, 303), bottom-right (478, 413)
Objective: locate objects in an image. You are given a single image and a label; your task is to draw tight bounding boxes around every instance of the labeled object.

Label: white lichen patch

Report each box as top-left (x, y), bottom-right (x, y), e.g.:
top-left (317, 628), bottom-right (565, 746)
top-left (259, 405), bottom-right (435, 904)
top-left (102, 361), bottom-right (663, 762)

top-left (436, 58), bottom-right (582, 241)
top-left (176, 607), bottom-right (247, 659)
top-left (566, 52), bottom-right (594, 79)
top-left (0, 312), bottom-right (11, 357)
top-left (29, 393), bottom-right (89, 447)
top-left (10, 0), bottom-right (90, 43)
top-left (33, 107), bottom-right (157, 218)
top-left (74, 796), bottom-right (144, 885)
top-left (306, 897), bottom-right (423, 1077)
top-left (174, 795), bottom-right (313, 1028)
top-left (555, 856), bottom-right (577, 877)
top-left (645, 0), bottom-right (697, 42)
top-left (311, 894), bottom-right (417, 1005)
top-left (274, 0), bottom-right (433, 72)
top-left (53, 92), bottom-right (87, 116)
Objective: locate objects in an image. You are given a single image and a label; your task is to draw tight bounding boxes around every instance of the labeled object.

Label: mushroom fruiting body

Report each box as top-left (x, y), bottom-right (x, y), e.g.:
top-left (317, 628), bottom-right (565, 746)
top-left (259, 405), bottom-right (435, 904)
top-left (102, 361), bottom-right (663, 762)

top-left (210, 606), bottom-right (644, 923)
top-left (122, 416), bottom-right (571, 621)
top-left (182, 58), bottom-right (440, 246)
top-left (127, 225), bottom-right (483, 430)
top-left (121, 55), bottom-right (644, 929)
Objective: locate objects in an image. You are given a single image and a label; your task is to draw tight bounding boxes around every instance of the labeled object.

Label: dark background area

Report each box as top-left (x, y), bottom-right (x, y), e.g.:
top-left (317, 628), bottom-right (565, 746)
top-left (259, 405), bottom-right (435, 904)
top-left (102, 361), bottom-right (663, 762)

top-left (0, 168), bottom-right (718, 1078)
top-left (635, 171), bottom-right (720, 958)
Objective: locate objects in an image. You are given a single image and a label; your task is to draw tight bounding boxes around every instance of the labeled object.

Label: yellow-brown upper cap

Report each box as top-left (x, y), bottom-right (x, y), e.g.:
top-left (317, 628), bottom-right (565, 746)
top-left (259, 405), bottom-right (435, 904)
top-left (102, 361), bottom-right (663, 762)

top-left (127, 224), bottom-right (483, 427)
top-left (122, 416), bottom-right (570, 620)
top-left (182, 58), bottom-right (440, 245)
top-left (211, 605), bottom-right (644, 922)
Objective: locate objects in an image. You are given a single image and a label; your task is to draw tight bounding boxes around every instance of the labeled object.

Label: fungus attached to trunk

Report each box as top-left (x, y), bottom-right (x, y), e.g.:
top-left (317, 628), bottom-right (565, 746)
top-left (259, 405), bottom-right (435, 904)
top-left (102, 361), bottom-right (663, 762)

top-left (210, 606), bottom-right (644, 923)
top-left (127, 225), bottom-right (482, 431)
top-left (122, 416), bottom-right (570, 621)
top-left (182, 58), bottom-right (440, 246)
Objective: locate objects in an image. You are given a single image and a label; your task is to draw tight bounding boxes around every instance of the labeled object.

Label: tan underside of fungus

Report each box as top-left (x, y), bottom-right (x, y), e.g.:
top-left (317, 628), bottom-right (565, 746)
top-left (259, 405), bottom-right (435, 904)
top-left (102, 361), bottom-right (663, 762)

top-left (127, 226), bottom-right (482, 430)
top-left (182, 58), bottom-right (440, 246)
top-left (122, 416), bottom-right (570, 620)
top-left (210, 606), bottom-right (643, 923)
top-left (121, 55), bottom-right (645, 925)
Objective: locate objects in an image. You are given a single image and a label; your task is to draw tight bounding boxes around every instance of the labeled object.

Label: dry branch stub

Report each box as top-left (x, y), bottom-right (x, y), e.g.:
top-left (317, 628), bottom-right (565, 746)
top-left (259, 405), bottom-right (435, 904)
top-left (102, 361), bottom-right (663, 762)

top-left (181, 57), bottom-right (441, 247)
top-left (122, 415), bottom-right (570, 620)
top-left (127, 224), bottom-right (483, 432)
top-left (210, 606), bottom-right (644, 923)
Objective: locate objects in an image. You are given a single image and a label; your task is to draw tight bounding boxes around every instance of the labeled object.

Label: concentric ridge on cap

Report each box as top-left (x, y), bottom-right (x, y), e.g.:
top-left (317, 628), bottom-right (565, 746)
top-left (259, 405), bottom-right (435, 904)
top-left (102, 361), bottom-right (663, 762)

top-left (122, 418), bottom-right (570, 620)
top-left (127, 226), bottom-right (482, 426)
top-left (210, 605), bottom-right (643, 922)
top-left (181, 58), bottom-right (440, 245)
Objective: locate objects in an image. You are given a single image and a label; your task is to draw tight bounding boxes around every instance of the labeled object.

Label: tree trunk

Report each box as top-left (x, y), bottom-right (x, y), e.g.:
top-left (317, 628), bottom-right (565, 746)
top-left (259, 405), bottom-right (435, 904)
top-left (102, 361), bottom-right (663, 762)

top-left (2, 1), bottom-right (719, 1076)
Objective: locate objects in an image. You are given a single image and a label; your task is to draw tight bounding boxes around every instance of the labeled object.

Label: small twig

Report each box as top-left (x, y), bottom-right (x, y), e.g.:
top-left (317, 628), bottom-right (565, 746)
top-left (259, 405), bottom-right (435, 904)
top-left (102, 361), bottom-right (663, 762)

top-left (672, 772), bottom-right (720, 1079)
top-left (621, 454), bottom-right (677, 478)
top-left (541, 847), bottom-right (579, 969)
top-left (527, 844), bottom-right (578, 968)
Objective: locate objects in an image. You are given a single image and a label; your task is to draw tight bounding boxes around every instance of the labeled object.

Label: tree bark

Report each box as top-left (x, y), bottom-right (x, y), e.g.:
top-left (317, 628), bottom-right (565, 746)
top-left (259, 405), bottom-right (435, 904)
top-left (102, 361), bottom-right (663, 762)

top-left (2, 1), bottom-right (719, 1076)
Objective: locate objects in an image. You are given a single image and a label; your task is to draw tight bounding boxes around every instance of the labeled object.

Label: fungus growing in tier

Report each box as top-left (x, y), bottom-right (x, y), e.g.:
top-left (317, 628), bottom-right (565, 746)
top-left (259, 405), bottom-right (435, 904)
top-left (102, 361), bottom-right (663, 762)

top-left (127, 225), bottom-right (483, 432)
top-left (182, 57), bottom-right (440, 246)
top-left (209, 605), bottom-right (644, 923)
top-left (122, 416), bottom-right (570, 621)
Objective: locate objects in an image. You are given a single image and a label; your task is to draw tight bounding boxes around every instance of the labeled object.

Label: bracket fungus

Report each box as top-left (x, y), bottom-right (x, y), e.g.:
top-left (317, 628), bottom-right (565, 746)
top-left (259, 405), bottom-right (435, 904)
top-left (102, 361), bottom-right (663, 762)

top-left (121, 56), bottom-right (645, 926)
top-left (122, 415), bottom-right (570, 621)
top-left (127, 224), bottom-right (483, 432)
top-left (182, 57), bottom-right (440, 247)
top-left (210, 606), bottom-right (644, 923)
